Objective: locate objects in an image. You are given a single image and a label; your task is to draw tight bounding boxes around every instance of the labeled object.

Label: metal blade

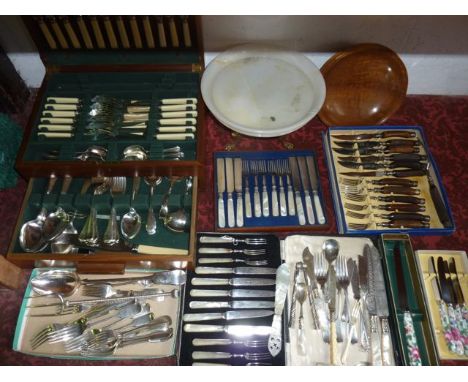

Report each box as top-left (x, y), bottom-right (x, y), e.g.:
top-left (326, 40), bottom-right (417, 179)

top-left (338, 161), bottom-right (381, 170)
top-left (195, 267), bottom-right (277, 275)
top-left (225, 157), bottom-right (235, 193)
top-left (350, 259), bottom-right (360, 300)
top-left (288, 156), bottom-right (302, 190)
top-left (328, 267), bottom-right (336, 312)
top-left (305, 156), bottom-right (319, 191)
top-left (216, 158), bottom-right (226, 193)
top-left (302, 247), bottom-right (318, 290)
top-left (365, 245), bottom-right (377, 315)
top-left (297, 156), bottom-right (311, 191)
top-left (449, 258), bottom-right (465, 303)
top-left (393, 242), bottom-right (410, 311)
top-left (436, 257), bottom-right (453, 304)
top-left (232, 289), bottom-right (276, 298)
top-left (371, 246), bottom-right (389, 317)
top-left (358, 254), bottom-right (368, 295)
top-left (183, 324), bottom-right (272, 336)
top-left (191, 277), bottom-right (276, 287)
top-left (332, 133), bottom-right (377, 141)
top-left (233, 300), bottom-right (275, 309)
top-left (188, 300), bottom-right (275, 310)
top-left (234, 158), bottom-right (243, 192)
top-left (226, 309), bottom-right (274, 321)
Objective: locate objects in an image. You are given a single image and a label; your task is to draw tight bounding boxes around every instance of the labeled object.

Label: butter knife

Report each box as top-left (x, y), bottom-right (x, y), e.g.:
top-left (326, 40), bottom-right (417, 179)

top-left (191, 277), bottom-right (276, 286)
top-left (297, 156), bottom-right (315, 224)
top-left (225, 157), bottom-right (235, 228)
top-left (268, 264), bottom-right (290, 357)
top-left (306, 156), bottom-right (325, 224)
top-left (195, 266), bottom-right (276, 275)
top-left (216, 158), bottom-right (226, 228)
top-left (288, 157), bottom-right (305, 225)
top-left (234, 158), bottom-right (244, 227)
top-left (190, 289), bottom-right (275, 298)
top-left (183, 309), bottom-right (274, 322)
top-left (189, 300), bottom-right (275, 310)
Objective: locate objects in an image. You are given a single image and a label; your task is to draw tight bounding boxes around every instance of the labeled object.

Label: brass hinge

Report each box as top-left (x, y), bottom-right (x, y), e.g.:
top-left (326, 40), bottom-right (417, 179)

top-left (191, 63), bottom-right (203, 73)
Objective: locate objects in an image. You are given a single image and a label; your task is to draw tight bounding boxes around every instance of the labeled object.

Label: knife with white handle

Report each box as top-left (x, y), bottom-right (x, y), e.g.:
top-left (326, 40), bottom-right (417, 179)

top-left (38, 125), bottom-right (75, 131)
top-left (234, 158), bottom-right (244, 227)
top-left (183, 310), bottom-right (274, 322)
top-left (161, 97), bottom-right (197, 105)
top-left (288, 157), bottom-right (305, 225)
top-left (155, 133), bottom-right (195, 140)
top-left (216, 158), bottom-right (226, 228)
top-left (44, 103), bottom-right (79, 111)
top-left (191, 277), bottom-right (276, 286)
top-left (225, 157), bottom-right (235, 228)
top-left (297, 156), bottom-right (315, 224)
top-left (155, 126), bottom-right (196, 133)
top-left (37, 132), bottom-right (74, 138)
top-left (306, 156), bottom-right (325, 224)
top-left (40, 117), bottom-right (74, 124)
top-left (190, 289), bottom-right (275, 298)
top-left (189, 300), bottom-right (275, 310)
top-left (42, 110), bottom-right (77, 117)
top-left (46, 97), bottom-right (80, 104)
top-left (195, 267), bottom-right (277, 275)
top-left (184, 324), bottom-right (272, 336)
top-left (158, 118), bottom-right (196, 126)
top-left (159, 104), bottom-right (196, 111)
top-left (160, 111), bottom-right (198, 118)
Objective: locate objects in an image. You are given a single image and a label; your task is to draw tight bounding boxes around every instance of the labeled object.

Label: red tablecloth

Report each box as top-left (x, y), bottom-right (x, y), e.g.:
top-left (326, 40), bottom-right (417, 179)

top-left (0, 95), bottom-right (467, 365)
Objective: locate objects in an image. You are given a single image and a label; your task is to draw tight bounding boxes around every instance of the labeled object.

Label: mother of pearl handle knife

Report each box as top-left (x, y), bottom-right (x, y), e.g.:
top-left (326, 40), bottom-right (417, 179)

top-left (216, 158), bottom-right (226, 228)
top-left (234, 158), bottom-right (244, 227)
top-left (225, 157), bottom-right (235, 228)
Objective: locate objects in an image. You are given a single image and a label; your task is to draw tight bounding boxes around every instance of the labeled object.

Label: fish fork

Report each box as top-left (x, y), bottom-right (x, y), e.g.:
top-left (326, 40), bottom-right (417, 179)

top-left (339, 177), bottom-right (363, 187)
top-left (198, 247), bottom-right (266, 256)
top-left (345, 210), bottom-right (371, 219)
top-left (192, 338), bottom-right (268, 348)
top-left (341, 301), bottom-right (361, 365)
top-left (192, 351), bottom-right (272, 361)
top-left (258, 160), bottom-right (269, 217)
top-left (280, 159), bottom-right (295, 216)
top-left (336, 256), bottom-right (351, 343)
top-left (198, 258), bottom-right (268, 266)
top-left (250, 161), bottom-right (262, 217)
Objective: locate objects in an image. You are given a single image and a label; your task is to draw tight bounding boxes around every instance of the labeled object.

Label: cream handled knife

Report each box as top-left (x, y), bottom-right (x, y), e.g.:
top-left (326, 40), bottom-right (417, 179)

top-left (234, 158), bottom-right (244, 227)
top-left (191, 277), bottom-right (276, 286)
top-left (184, 324), bottom-right (272, 336)
top-left (183, 310), bottom-right (274, 322)
top-left (268, 264), bottom-right (290, 357)
top-left (195, 267), bottom-right (276, 275)
top-left (225, 157), bottom-right (235, 228)
top-left (297, 156), bottom-right (315, 224)
top-left (189, 300), bottom-right (275, 310)
top-left (306, 156), bottom-right (325, 224)
top-left (288, 157), bottom-right (306, 225)
top-left (216, 158), bottom-right (226, 228)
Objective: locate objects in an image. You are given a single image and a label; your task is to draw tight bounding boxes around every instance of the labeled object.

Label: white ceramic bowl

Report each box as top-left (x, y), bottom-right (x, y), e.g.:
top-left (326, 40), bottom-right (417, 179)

top-left (201, 44), bottom-right (326, 138)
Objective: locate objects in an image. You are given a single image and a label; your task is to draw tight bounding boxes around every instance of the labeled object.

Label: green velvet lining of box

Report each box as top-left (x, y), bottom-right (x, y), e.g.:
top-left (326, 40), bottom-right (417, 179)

top-left (12, 177), bottom-right (192, 253)
top-left (23, 71), bottom-right (199, 162)
top-left (382, 239), bottom-right (432, 365)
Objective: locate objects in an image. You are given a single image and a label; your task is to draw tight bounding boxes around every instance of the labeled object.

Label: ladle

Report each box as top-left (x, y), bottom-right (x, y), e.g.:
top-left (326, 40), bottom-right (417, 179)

top-left (144, 176), bottom-right (162, 235)
top-left (164, 177), bottom-right (192, 233)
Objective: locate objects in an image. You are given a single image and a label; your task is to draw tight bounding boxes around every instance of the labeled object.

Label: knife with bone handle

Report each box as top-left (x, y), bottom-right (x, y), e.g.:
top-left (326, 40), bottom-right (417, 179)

top-left (40, 117), bottom-right (75, 124)
top-left (288, 157), bottom-right (305, 225)
top-left (38, 125), bottom-right (75, 132)
top-left (195, 267), bottom-right (276, 275)
top-left (338, 160), bottom-right (427, 171)
top-left (333, 146), bottom-right (420, 156)
top-left (216, 158), bottom-right (226, 228)
top-left (338, 154), bottom-right (427, 163)
top-left (297, 156), bottom-right (315, 224)
top-left (183, 309), bottom-right (274, 322)
top-left (37, 132), bottom-right (74, 138)
top-left (155, 126), bottom-right (196, 133)
top-left (332, 131), bottom-right (416, 140)
top-left (161, 98), bottom-right (197, 105)
top-left (158, 118), bottom-right (196, 126)
top-left (234, 158), bottom-right (244, 227)
top-left (377, 220), bottom-right (430, 229)
top-left (42, 110), bottom-right (77, 118)
top-left (46, 97), bottom-right (80, 104)
top-left (44, 103), bottom-right (80, 111)
top-left (190, 289), bottom-right (275, 298)
top-left (374, 212), bottom-right (430, 222)
top-left (374, 203), bottom-right (426, 213)
top-left (305, 155), bottom-right (325, 224)
top-left (225, 158), bottom-right (235, 228)
top-left (191, 277), bottom-right (276, 286)
top-left (184, 324), bottom-right (272, 336)
top-left (189, 300), bottom-right (275, 310)
top-left (159, 104), bottom-right (197, 112)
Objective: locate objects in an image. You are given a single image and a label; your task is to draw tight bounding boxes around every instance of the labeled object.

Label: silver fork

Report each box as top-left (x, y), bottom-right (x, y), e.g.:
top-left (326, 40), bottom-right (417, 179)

top-left (339, 177), bottom-right (363, 187)
top-left (198, 258), bottom-right (268, 266)
top-left (335, 256), bottom-right (350, 343)
top-left (31, 321), bottom-right (86, 349)
top-left (314, 252), bottom-right (328, 297)
top-left (341, 301), bottom-right (361, 365)
top-left (242, 160), bottom-right (253, 218)
top-left (192, 351), bottom-right (272, 361)
top-left (344, 193), bottom-right (367, 202)
top-left (273, 160), bottom-right (287, 216)
top-left (192, 338), bottom-right (268, 348)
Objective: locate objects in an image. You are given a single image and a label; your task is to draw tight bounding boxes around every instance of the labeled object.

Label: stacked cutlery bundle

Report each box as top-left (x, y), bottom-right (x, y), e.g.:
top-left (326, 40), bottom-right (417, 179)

top-left (13, 269), bottom-right (185, 359)
top-left (36, 96), bottom-right (81, 139)
top-left (414, 249), bottom-right (468, 361)
top-left (180, 233), bottom-right (286, 366)
top-left (154, 97), bottom-right (198, 141)
top-left (214, 151), bottom-right (326, 231)
top-left (283, 235), bottom-right (396, 366)
top-left (324, 127), bottom-right (454, 234)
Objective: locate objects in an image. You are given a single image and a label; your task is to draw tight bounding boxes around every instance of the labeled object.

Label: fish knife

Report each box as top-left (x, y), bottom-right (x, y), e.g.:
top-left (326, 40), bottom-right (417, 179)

top-left (305, 156), bottom-right (325, 224)
top-left (225, 157), bottom-right (235, 228)
top-left (191, 277), bottom-right (276, 286)
top-left (297, 156), bottom-right (315, 224)
top-left (183, 309), bottom-right (274, 322)
top-left (288, 157), bottom-right (306, 225)
top-left (195, 266), bottom-right (276, 275)
top-left (216, 158), bottom-right (226, 228)
top-left (189, 300), bottom-right (275, 310)
top-left (190, 289), bottom-right (275, 298)
top-left (234, 157), bottom-right (244, 227)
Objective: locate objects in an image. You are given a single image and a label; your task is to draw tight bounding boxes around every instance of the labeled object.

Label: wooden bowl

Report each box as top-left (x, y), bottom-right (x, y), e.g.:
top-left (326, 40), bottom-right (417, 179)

top-left (318, 43), bottom-right (408, 127)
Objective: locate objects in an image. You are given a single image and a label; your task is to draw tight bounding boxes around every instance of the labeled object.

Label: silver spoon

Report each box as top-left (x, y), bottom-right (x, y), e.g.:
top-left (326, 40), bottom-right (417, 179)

top-left (164, 177), bottom-right (192, 233)
top-left (159, 176), bottom-right (182, 220)
top-left (28, 269), bottom-right (80, 297)
top-left (144, 176), bottom-right (162, 235)
top-left (323, 239), bottom-right (340, 295)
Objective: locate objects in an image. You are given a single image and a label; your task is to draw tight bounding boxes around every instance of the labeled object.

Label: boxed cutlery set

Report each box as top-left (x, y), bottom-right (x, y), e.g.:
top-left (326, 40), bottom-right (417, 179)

top-left (13, 268), bottom-right (186, 360)
top-left (17, 15), bottom-right (206, 179)
top-left (179, 233), bottom-right (286, 366)
top-left (214, 151), bottom-right (327, 231)
top-left (323, 126), bottom-right (455, 235)
top-left (380, 234), bottom-right (467, 365)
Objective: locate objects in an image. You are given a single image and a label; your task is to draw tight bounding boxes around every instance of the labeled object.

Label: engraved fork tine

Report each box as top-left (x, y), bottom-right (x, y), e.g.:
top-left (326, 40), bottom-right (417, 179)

top-left (345, 210), bottom-right (371, 219)
top-left (348, 222), bottom-right (369, 230)
top-left (344, 193), bottom-right (367, 202)
top-left (344, 202), bottom-right (368, 211)
top-left (339, 177), bottom-right (362, 186)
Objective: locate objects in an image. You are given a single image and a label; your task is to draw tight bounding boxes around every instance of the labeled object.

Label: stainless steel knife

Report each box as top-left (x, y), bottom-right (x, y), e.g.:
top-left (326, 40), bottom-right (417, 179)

top-left (189, 300), bottom-right (275, 310)
top-left (225, 157), bottom-right (235, 228)
top-left (268, 264), bottom-right (290, 357)
top-left (190, 289), bottom-right (275, 298)
top-left (184, 324), bottom-right (272, 336)
top-left (191, 277), bottom-right (276, 286)
top-left (183, 309), bottom-right (274, 322)
top-left (195, 266), bottom-right (276, 275)
top-left (358, 254), bottom-right (370, 351)
top-left (370, 245), bottom-right (393, 366)
top-left (297, 156), bottom-right (315, 224)
top-left (234, 157), bottom-right (244, 227)
top-left (288, 157), bottom-right (306, 225)
top-left (216, 158), bottom-right (226, 228)
top-left (305, 156), bottom-right (325, 224)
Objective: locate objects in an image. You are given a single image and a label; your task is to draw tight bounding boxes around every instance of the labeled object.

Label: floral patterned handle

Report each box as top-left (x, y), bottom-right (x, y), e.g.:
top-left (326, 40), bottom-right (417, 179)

top-left (438, 301), bottom-right (464, 355)
top-left (403, 311), bottom-right (422, 366)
